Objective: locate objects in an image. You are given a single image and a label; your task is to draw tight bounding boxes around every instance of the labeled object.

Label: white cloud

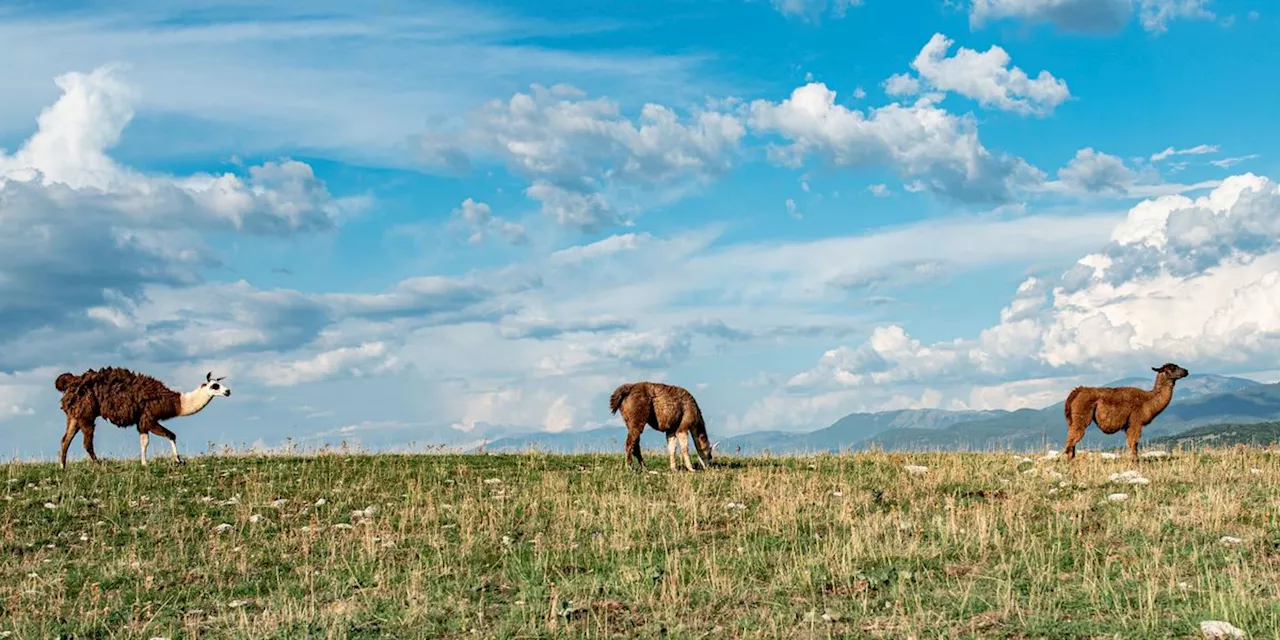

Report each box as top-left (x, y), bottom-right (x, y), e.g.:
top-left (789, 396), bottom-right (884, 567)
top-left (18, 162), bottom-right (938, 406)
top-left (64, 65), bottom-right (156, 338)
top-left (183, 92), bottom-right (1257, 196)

top-left (767, 0), bottom-right (865, 21)
top-left (883, 73), bottom-right (921, 96)
top-left (0, 1), bottom-right (717, 165)
top-left (1041, 147), bottom-right (1222, 198)
top-left (1150, 143), bottom-right (1219, 162)
top-left (251, 342), bottom-right (403, 387)
top-left (867, 184), bottom-right (892, 197)
top-left (1057, 147), bottom-right (1136, 194)
top-left (0, 66), bottom-right (356, 355)
top-left (424, 83), bottom-right (746, 232)
top-left (747, 82), bottom-right (1045, 203)
top-left (906, 33), bottom-right (1071, 116)
top-left (785, 198), bottom-right (801, 218)
top-left (766, 173), bottom-right (1280, 427)
top-left (451, 198), bottom-right (527, 245)
top-left (968, 0), bottom-right (1216, 34)
top-left (1210, 155), bottom-right (1259, 169)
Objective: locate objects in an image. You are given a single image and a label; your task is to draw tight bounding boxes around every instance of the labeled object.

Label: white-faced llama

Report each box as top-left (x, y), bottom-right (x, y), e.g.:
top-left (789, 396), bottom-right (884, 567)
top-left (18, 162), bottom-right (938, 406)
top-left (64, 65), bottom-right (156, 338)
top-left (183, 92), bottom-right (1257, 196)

top-left (55, 368), bottom-right (232, 468)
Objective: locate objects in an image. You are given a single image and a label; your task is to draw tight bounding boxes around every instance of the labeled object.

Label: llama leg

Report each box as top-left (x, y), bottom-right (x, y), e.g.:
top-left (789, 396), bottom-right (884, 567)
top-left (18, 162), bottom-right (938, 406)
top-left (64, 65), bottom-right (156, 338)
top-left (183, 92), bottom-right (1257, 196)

top-left (1125, 421), bottom-right (1144, 463)
top-left (149, 424), bottom-right (183, 464)
top-left (80, 422), bottom-right (100, 463)
top-left (677, 430), bottom-right (696, 471)
top-left (624, 425), bottom-right (644, 470)
top-left (1063, 425), bottom-right (1087, 461)
top-left (666, 432), bottom-right (678, 471)
top-left (139, 431), bottom-right (150, 466)
top-left (58, 417), bottom-right (79, 470)
top-left (1064, 406), bottom-right (1092, 461)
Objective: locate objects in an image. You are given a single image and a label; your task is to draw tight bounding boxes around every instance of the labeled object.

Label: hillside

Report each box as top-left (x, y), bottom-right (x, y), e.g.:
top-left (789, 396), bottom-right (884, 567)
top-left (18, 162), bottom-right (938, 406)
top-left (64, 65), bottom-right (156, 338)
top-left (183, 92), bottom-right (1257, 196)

top-left (2, 450), bottom-right (1276, 637)
top-left (1148, 421), bottom-right (1280, 449)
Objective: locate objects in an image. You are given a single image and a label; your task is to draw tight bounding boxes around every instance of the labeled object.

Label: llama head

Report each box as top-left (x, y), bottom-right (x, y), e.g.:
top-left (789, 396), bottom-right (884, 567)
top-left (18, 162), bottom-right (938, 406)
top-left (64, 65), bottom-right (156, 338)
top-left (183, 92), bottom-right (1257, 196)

top-left (199, 371), bottom-right (232, 398)
top-left (1151, 363), bottom-right (1189, 381)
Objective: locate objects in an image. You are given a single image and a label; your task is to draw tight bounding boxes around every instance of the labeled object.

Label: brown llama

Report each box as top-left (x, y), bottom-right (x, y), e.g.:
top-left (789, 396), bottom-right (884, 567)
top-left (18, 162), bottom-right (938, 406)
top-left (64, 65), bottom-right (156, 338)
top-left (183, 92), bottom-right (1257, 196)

top-left (55, 368), bottom-right (232, 469)
top-left (1062, 362), bottom-right (1189, 462)
top-left (609, 381), bottom-right (714, 471)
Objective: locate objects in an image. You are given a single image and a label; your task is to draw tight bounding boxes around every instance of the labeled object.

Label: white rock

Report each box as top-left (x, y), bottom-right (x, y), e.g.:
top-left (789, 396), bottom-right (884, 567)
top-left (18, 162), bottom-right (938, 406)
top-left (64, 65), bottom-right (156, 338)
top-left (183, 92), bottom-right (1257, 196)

top-left (331, 523), bottom-right (353, 530)
top-left (270, 498), bottom-right (288, 508)
top-left (314, 498), bottom-right (327, 506)
top-left (1099, 452), bottom-right (1120, 459)
top-left (1220, 536), bottom-right (1243, 545)
top-left (1140, 450), bottom-right (1169, 459)
top-left (213, 523), bottom-right (234, 533)
top-left (249, 514), bottom-right (263, 524)
top-left (1200, 620), bottom-right (1246, 639)
top-left (1249, 468), bottom-right (1262, 475)
top-left (1106, 493), bottom-right (1129, 502)
top-left (904, 465), bottom-right (929, 475)
top-left (1041, 450), bottom-right (1061, 460)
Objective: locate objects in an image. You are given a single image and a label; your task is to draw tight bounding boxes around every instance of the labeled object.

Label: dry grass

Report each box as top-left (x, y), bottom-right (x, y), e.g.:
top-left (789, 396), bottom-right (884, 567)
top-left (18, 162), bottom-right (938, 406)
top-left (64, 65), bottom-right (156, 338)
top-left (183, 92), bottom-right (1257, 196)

top-left (3, 448), bottom-right (1280, 638)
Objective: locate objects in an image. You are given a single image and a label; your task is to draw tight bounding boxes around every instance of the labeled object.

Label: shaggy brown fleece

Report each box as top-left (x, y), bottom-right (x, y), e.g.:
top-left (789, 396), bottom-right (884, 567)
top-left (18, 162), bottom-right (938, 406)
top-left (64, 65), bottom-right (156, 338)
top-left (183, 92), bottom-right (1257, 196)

top-left (609, 381), bottom-right (713, 470)
top-left (1062, 362), bottom-right (1189, 462)
top-left (55, 367), bottom-right (183, 468)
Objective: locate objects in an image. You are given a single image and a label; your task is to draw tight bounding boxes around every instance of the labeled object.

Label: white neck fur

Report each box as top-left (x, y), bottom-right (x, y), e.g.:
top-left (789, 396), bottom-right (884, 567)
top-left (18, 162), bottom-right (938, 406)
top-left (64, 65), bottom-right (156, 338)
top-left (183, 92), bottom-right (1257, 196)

top-left (179, 389), bottom-right (215, 417)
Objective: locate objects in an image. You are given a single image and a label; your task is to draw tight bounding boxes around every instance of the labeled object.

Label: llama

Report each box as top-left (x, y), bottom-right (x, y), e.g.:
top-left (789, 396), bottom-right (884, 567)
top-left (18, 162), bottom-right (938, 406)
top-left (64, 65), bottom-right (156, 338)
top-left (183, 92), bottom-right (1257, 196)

top-left (609, 381), bottom-right (714, 471)
top-left (55, 368), bottom-right (232, 469)
top-left (1062, 362), bottom-right (1189, 462)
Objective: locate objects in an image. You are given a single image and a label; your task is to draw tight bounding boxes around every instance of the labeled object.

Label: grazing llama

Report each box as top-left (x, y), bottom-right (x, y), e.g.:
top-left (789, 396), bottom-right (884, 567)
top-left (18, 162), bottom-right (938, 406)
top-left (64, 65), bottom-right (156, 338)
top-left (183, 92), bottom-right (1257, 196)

top-left (609, 381), bottom-right (714, 471)
top-left (1062, 362), bottom-right (1189, 462)
top-left (55, 369), bottom-right (232, 468)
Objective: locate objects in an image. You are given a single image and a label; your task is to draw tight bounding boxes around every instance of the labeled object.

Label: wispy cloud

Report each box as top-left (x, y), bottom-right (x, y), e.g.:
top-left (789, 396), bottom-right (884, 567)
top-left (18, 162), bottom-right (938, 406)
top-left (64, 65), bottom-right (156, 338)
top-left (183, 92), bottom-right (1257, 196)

top-left (0, 0), bottom-right (721, 166)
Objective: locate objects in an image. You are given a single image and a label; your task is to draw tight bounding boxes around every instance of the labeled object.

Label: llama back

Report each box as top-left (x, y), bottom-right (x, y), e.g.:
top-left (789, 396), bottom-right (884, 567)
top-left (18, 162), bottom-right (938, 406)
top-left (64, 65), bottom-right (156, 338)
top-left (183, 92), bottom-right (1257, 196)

top-left (60, 367), bottom-right (183, 426)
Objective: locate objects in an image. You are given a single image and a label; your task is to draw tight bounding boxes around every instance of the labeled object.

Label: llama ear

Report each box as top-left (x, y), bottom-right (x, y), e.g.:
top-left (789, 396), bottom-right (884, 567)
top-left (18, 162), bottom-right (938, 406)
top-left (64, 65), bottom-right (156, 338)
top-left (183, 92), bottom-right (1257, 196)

top-left (1152, 367), bottom-right (1161, 372)
top-left (206, 371), bottom-right (213, 382)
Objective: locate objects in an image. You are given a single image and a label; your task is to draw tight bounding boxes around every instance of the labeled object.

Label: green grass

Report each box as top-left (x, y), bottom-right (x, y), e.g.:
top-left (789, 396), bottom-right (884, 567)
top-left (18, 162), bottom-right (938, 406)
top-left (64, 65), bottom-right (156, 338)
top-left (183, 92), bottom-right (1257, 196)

top-left (3, 447), bottom-right (1280, 638)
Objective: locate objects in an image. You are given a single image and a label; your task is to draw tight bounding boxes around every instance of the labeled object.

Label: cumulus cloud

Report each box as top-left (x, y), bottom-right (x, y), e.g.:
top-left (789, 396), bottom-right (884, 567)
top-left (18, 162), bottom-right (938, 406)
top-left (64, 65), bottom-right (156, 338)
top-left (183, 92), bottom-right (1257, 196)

top-left (250, 342), bottom-right (404, 387)
top-left (904, 33), bottom-right (1071, 116)
top-left (883, 73), bottom-right (921, 96)
top-left (969, 0), bottom-right (1216, 35)
top-left (450, 198), bottom-right (526, 245)
top-left (1057, 147), bottom-right (1136, 194)
top-left (772, 174), bottom-right (1280, 422)
top-left (421, 83), bottom-right (745, 232)
top-left (748, 82), bottom-right (1045, 203)
top-left (0, 65), bottom-right (359, 364)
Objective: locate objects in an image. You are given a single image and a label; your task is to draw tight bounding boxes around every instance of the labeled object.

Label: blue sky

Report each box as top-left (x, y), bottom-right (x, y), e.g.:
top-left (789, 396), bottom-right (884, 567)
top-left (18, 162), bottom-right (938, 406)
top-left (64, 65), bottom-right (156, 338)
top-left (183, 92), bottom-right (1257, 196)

top-left (1, 0), bottom-right (1278, 460)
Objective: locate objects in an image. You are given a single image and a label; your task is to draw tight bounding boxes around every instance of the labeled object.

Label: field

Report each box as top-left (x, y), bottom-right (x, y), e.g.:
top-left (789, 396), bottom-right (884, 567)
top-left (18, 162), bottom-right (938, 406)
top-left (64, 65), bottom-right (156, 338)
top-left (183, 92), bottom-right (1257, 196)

top-left (3, 447), bottom-right (1279, 638)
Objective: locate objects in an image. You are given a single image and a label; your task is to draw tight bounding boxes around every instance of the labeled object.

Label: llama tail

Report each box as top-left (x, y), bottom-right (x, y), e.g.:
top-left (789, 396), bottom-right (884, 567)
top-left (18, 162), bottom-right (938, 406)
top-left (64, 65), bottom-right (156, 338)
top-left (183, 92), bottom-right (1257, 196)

top-left (54, 372), bottom-right (79, 393)
top-left (1064, 387), bottom-right (1081, 424)
top-left (609, 383), bottom-right (636, 415)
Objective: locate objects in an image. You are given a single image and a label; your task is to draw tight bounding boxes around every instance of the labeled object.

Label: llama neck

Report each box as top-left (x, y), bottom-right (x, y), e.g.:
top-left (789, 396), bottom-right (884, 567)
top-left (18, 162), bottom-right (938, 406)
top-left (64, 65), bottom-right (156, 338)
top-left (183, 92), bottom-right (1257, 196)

top-left (1141, 374), bottom-right (1175, 418)
top-left (178, 390), bottom-right (214, 417)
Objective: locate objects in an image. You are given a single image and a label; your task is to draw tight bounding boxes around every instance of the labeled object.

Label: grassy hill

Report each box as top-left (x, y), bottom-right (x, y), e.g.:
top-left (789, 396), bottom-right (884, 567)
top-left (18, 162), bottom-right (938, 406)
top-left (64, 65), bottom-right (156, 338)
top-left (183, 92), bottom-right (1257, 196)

top-left (2, 450), bottom-right (1278, 637)
top-left (1150, 421), bottom-right (1280, 449)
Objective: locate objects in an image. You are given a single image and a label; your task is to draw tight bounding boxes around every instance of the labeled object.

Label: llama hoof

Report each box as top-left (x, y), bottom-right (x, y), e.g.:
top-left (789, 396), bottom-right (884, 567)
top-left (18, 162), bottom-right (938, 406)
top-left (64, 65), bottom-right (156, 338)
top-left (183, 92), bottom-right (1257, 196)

top-left (174, 457), bottom-right (186, 465)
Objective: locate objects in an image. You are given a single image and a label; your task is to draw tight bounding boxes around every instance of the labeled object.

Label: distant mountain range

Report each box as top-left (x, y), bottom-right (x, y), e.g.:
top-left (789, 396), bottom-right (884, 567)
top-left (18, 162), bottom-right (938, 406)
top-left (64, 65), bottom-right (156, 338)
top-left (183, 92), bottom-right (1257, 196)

top-left (1147, 421), bottom-right (1280, 449)
top-left (479, 374), bottom-right (1280, 455)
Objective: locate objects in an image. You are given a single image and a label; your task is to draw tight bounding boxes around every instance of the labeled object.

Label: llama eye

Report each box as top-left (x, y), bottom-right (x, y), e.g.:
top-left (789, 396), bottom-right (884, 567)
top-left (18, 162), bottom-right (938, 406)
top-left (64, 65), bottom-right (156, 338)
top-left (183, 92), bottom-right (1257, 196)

top-left (210, 383), bottom-right (220, 390)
